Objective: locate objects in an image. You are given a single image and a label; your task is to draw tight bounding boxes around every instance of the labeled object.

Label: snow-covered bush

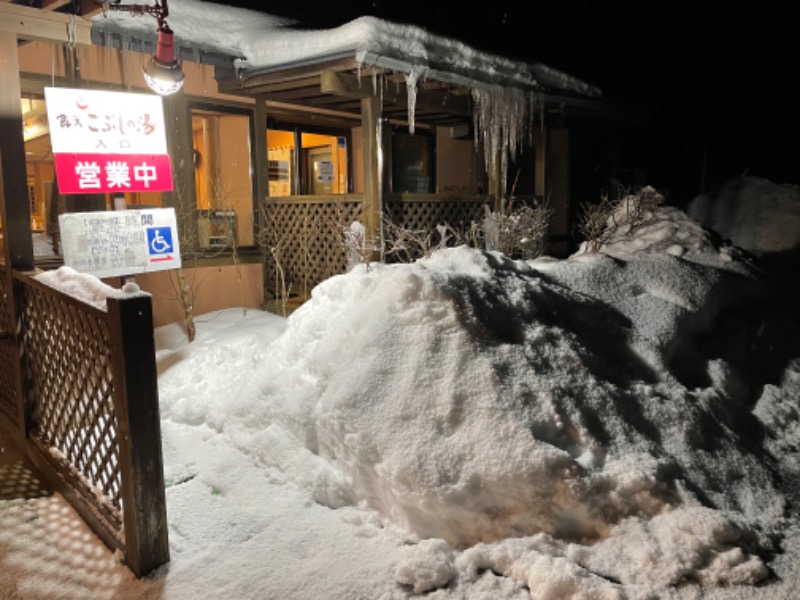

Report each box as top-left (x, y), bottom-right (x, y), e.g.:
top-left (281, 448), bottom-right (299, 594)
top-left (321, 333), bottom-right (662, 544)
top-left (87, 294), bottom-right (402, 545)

top-left (340, 220), bottom-right (378, 271)
top-left (382, 218), bottom-right (437, 263)
top-left (482, 197), bottom-right (553, 259)
top-left (579, 185), bottom-right (664, 253)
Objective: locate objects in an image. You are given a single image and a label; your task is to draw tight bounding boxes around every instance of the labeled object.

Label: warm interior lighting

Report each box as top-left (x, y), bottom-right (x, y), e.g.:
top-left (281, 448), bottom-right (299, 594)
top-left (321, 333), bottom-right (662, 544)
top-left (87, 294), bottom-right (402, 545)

top-left (20, 98), bottom-right (49, 142)
top-left (106, 0), bottom-right (184, 95)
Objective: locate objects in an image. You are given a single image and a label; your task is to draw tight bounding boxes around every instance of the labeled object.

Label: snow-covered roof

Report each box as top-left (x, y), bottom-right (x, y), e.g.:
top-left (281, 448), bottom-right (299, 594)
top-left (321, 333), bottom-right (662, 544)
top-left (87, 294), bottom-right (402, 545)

top-left (90, 0), bottom-right (601, 101)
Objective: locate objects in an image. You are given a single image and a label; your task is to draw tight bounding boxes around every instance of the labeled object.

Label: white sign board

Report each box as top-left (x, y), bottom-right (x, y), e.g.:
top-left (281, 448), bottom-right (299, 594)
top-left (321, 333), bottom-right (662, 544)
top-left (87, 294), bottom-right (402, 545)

top-left (317, 160), bottom-right (334, 183)
top-left (44, 87), bottom-right (173, 194)
top-left (44, 87), bottom-right (168, 154)
top-left (59, 208), bottom-right (182, 278)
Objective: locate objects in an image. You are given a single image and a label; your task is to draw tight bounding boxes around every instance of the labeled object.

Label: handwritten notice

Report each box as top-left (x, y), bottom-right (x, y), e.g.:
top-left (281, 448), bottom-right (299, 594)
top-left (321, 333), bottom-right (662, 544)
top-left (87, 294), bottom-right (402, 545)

top-left (59, 208), bottom-right (181, 278)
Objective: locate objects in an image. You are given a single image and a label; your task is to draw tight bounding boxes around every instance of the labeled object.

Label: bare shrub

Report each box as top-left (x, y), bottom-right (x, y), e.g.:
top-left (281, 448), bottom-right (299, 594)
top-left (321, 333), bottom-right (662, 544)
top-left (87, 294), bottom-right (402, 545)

top-left (579, 185), bottom-right (665, 253)
top-left (483, 197), bottom-right (553, 260)
top-left (258, 201), bottom-right (293, 316)
top-left (167, 181), bottom-right (242, 342)
top-left (382, 218), bottom-right (435, 263)
top-left (329, 202), bottom-right (380, 272)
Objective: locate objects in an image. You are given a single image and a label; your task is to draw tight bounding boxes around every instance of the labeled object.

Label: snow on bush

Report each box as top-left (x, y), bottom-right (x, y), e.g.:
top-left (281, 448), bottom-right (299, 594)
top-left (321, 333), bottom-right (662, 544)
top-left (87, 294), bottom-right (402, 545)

top-left (576, 186), bottom-right (743, 264)
top-left (482, 198), bottom-right (552, 260)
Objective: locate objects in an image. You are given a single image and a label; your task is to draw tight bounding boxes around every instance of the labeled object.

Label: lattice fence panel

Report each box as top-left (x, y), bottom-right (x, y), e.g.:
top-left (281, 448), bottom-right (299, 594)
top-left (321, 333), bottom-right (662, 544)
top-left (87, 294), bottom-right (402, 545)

top-left (386, 199), bottom-right (487, 232)
top-left (385, 198), bottom-right (489, 260)
top-left (0, 266), bottom-right (18, 427)
top-left (262, 199), bottom-right (362, 297)
top-left (21, 282), bottom-right (123, 532)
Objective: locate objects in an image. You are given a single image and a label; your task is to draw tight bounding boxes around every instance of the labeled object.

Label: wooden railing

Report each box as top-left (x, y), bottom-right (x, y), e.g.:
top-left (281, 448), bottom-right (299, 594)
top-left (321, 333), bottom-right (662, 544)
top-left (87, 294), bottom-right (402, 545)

top-left (0, 263), bottom-right (20, 429)
top-left (0, 264), bottom-right (169, 577)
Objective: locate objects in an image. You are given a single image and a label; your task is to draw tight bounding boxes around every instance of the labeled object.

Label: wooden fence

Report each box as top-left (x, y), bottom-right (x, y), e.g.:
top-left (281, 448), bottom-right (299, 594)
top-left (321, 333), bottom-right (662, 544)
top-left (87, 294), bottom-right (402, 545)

top-left (261, 193), bottom-right (489, 299)
top-left (0, 265), bottom-right (20, 429)
top-left (0, 262), bottom-right (169, 577)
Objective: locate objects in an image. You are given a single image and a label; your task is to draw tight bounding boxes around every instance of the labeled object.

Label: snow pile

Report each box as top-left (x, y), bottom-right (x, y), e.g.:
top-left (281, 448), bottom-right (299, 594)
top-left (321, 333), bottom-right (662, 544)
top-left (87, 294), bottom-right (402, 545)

top-left (34, 266), bottom-right (143, 310)
top-left (156, 236), bottom-right (795, 595)
top-left (574, 186), bottom-right (745, 267)
top-left (688, 175), bottom-right (800, 254)
top-left (15, 183), bottom-right (800, 598)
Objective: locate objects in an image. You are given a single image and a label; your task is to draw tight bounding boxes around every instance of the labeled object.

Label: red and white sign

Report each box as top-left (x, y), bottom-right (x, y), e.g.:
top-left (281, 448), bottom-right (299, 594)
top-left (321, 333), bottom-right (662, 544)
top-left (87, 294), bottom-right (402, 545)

top-left (53, 153), bottom-right (173, 194)
top-left (45, 87), bottom-right (173, 194)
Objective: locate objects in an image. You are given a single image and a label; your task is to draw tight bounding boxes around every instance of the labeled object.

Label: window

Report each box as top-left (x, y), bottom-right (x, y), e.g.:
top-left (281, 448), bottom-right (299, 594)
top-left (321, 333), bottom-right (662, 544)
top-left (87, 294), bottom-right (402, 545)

top-left (391, 130), bottom-right (434, 193)
top-left (191, 106), bottom-right (255, 247)
top-left (267, 126), bottom-right (348, 197)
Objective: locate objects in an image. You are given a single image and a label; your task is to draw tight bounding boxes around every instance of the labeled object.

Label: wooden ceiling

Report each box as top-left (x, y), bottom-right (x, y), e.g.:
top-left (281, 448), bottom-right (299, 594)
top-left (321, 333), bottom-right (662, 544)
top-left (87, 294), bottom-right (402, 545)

top-left (0, 0), bottom-right (103, 17)
top-left (219, 57), bottom-right (476, 129)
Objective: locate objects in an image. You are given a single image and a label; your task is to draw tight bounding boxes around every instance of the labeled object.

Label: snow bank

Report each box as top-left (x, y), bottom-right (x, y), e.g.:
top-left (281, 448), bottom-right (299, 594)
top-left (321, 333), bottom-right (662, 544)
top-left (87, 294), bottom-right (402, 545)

top-left (688, 176), bottom-right (800, 254)
top-left (159, 240), bottom-right (791, 594)
top-left (34, 266), bottom-right (143, 310)
top-left (148, 189), bottom-right (800, 597)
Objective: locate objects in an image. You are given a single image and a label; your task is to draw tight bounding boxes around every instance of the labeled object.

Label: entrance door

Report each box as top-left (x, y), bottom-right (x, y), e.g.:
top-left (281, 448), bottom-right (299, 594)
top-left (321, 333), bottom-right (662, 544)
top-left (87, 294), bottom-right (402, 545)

top-left (305, 146), bottom-right (334, 196)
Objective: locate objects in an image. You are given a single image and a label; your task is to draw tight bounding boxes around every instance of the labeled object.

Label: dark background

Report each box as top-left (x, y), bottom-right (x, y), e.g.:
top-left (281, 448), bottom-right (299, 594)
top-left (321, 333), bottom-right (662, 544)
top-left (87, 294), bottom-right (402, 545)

top-left (221, 1), bottom-right (797, 206)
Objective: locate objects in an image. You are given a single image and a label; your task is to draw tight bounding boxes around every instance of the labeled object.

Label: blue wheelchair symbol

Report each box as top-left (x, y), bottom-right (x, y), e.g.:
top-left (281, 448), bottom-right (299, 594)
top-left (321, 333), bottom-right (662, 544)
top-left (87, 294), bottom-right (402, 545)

top-left (146, 227), bottom-right (173, 256)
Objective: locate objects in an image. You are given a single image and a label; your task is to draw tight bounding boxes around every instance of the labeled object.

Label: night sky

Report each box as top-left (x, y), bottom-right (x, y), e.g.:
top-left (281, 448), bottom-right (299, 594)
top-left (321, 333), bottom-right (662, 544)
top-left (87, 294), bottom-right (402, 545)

top-left (220, 1), bottom-right (797, 204)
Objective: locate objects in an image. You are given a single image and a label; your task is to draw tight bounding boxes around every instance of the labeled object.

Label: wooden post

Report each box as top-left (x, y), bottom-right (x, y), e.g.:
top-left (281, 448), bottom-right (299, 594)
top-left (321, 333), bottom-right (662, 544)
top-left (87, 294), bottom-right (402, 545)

top-left (533, 127), bottom-right (547, 200)
top-left (107, 294), bottom-right (170, 577)
top-left (252, 97), bottom-right (268, 207)
top-left (0, 156), bottom-right (29, 445)
top-left (361, 95), bottom-right (382, 258)
top-left (0, 31), bottom-right (34, 271)
top-left (253, 97), bottom-right (269, 297)
top-left (547, 128), bottom-right (571, 257)
top-left (162, 89), bottom-right (197, 250)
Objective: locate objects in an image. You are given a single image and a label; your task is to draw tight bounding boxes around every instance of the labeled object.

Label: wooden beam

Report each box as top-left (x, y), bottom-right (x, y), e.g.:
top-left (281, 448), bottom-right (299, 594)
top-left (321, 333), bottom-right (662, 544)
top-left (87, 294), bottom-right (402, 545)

top-left (0, 3), bottom-right (92, 44)
top-left (253, 97), bottom-right (268, 204)
top-left (0, 32), bottom-right (34, 271)
top-left (41, 0), bottom-right (73, 10)
top-left (237, 76), bottom-right (324, 95)
top-left (361, 95), bottom-right (382, 257)
top-left (77, 0), bottom-right (105, 18)
top-left (321, 71), bottom-right (471, 118)
top-left (218, 57), bottom-right (359, 94)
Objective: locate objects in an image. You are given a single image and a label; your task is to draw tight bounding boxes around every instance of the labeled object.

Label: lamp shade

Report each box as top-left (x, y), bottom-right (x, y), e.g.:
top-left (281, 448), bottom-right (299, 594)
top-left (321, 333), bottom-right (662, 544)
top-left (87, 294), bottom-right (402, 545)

top-left (143, 27), bottom-right (184, 95)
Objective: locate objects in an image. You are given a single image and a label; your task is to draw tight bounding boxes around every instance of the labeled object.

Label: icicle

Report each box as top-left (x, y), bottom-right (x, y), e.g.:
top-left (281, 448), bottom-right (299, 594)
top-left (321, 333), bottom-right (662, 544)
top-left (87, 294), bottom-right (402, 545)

top-left (372, 71), bottom-right (378, 95)
top-left (472, 87), bottom-right (536, 198)
top-left (120, 41), bottom-right (130, 91)
top-left (403, 66), bottom-right (426, 135)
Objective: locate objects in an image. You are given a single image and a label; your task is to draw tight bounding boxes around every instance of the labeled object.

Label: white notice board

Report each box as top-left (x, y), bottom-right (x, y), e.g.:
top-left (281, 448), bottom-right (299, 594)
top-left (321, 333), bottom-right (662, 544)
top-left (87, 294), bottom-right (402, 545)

top-left (59, 208), bottom-right (182, 278)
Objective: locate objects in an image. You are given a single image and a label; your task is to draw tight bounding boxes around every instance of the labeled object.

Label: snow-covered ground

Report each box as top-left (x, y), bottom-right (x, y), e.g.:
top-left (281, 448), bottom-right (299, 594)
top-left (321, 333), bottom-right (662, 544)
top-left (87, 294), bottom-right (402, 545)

top-left (2, 177), bottom-right (800, 599)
